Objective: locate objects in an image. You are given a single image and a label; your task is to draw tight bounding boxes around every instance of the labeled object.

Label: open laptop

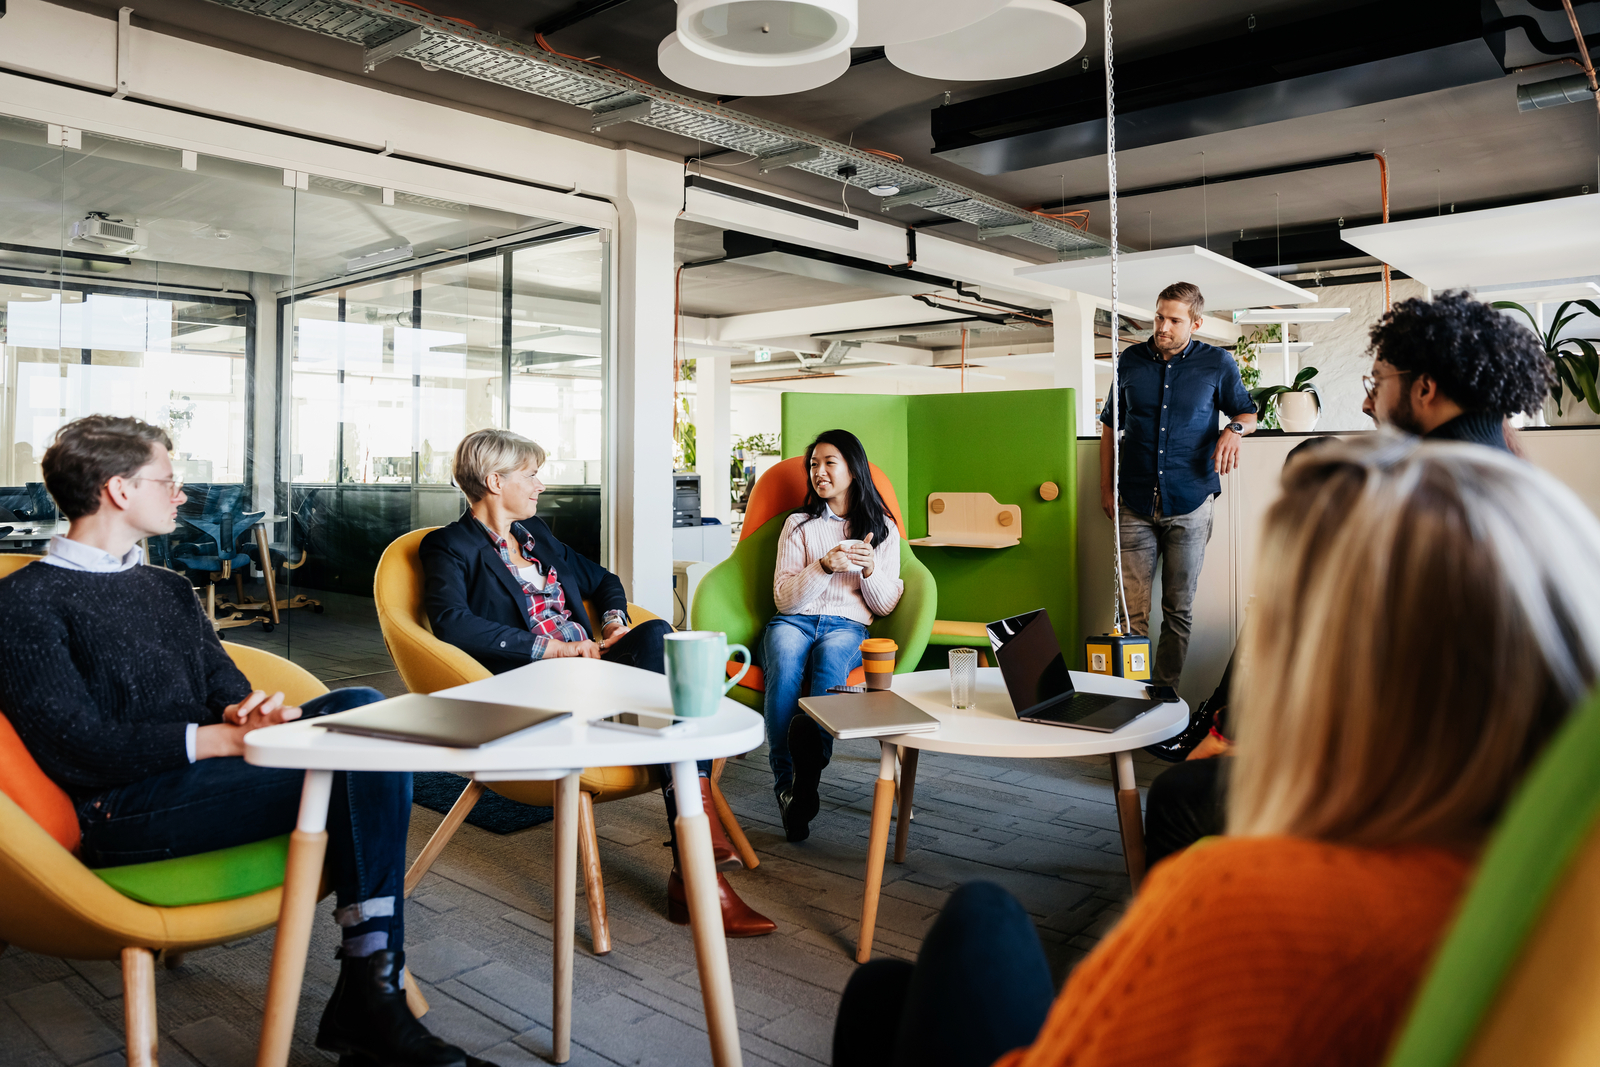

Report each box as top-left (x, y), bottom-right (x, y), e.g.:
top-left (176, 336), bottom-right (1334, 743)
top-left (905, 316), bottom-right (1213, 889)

top-left (987, 610), bottom-right (1161, 733)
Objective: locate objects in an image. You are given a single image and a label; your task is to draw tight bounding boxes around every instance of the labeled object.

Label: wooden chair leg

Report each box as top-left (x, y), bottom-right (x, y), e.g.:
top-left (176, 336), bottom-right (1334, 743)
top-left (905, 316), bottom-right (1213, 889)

top-left (403, 970), bottom-right (429, 1018)
top-left (894, 747), bottom-right (919, 863)
top-left (577, 791), bottom-right (611, 956)
top-left (707, 776), bottom-right (759, 870)
top-left (122, 947), bottom-right (157, 1067)
top-left (405, 779), bottom-right (485, 897)
top-left (160, 949), bottom-right (185, 969)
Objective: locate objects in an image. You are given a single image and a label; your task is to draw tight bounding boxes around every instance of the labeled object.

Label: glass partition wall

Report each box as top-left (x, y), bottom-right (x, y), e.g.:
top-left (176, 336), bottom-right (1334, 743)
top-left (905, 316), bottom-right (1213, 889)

top-left (0, 113), bottom-right (608, 681)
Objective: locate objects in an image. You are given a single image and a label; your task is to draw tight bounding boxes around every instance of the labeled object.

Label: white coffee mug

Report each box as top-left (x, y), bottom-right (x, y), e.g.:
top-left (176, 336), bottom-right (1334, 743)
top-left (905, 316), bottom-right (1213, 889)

top-left (834, 539), bottom-right (864, 574)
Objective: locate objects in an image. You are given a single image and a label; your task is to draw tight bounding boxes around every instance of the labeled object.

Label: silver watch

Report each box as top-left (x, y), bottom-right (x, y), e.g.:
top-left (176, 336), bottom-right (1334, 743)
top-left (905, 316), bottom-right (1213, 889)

top-left (1226, 421), bottom-right (1246, 436)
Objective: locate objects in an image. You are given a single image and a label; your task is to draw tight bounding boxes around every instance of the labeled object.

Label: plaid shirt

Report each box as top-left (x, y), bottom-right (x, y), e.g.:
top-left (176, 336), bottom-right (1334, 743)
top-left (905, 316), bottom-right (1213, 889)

top-left (477, 520), bottom-right (626, 661)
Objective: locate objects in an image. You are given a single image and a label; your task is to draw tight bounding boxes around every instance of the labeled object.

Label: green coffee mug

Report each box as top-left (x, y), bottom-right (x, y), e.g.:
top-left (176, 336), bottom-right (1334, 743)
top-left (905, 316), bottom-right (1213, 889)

top-left (664, 631), bottom-right (751, 718)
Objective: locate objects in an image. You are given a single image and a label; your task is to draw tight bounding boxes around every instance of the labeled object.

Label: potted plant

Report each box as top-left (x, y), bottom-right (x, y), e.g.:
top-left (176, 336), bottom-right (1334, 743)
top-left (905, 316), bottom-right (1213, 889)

top-left (1492, 300), bottom-right (1600, 419)
top-left (1250, 367), bottom-right (1322, 433)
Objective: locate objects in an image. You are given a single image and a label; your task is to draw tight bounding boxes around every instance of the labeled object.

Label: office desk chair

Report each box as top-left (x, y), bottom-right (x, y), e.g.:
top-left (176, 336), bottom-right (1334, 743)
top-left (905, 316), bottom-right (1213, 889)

top-left (169, 484), bottom-right (267, 630)
top-left (238, 495), bottom-right (322, 622)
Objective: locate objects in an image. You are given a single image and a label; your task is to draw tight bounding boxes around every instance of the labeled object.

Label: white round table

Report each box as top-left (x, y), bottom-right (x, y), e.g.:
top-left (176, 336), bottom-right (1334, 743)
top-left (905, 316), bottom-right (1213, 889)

top-left (246, 657), bottom-right (764, 1067)
top-left (813, 667), bottom-right (1187, 963)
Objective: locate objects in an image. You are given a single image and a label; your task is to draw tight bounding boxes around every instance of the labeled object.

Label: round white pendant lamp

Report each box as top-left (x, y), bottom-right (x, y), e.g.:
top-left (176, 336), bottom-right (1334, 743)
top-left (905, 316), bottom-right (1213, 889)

top-left (854, 0), bottom-right (1006, 48)
top-left (658, 32), bottom-right (850, 95)
top-left (676, 0), bottom-right (857, 66)
top-left (885, 0), bottom-right (1086, 80)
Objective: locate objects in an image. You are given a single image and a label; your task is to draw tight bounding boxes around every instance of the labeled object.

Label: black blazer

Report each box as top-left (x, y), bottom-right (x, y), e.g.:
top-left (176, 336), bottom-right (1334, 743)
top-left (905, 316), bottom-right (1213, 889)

top-left (419, 511), bottom-right (629, 676)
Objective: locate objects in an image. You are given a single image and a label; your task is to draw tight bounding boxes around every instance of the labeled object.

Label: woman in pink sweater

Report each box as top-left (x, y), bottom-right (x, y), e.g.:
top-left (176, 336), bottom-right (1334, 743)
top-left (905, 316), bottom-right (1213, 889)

top-left (764, 430), bottom-right (904, 842)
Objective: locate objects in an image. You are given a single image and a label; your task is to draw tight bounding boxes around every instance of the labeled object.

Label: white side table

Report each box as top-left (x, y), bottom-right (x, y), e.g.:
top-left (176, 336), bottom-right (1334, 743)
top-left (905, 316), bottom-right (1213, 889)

top-left (805, 667), bottom-right (1187, 963)
top-left (246, 657), bottom-right (764, 1067)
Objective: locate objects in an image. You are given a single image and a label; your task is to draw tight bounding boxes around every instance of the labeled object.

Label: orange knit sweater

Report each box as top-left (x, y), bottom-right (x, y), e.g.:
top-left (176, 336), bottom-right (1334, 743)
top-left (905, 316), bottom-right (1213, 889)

top-left (995, 837), bottom-right (1471, 1067)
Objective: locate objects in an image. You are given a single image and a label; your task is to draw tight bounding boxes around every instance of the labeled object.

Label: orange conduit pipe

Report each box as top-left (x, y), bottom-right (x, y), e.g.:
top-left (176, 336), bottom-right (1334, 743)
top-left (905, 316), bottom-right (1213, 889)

top-left (1377, 153), bottom-right (1392, 310)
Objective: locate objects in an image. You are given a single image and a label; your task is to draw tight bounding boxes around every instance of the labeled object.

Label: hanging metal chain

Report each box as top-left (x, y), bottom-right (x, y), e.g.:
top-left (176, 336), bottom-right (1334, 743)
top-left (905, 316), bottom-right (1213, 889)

top-left (1104, 0), bottom-right (1130, 635)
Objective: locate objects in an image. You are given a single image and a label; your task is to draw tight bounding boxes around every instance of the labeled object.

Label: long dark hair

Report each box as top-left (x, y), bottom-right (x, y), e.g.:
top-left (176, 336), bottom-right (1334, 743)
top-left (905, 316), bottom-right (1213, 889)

top-left (800, 429), bottom-right (893, 546)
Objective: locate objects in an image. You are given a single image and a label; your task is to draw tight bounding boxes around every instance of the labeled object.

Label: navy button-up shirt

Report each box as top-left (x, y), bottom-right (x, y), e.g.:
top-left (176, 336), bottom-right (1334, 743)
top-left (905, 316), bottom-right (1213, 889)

top-left (1100, 338), bottom-right (1255, 518)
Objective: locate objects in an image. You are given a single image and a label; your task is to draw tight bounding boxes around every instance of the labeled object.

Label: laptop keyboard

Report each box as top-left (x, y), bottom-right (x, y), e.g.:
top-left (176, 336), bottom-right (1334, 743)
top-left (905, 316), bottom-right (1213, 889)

top-left (1052, 692), bottom-right (1121, 722)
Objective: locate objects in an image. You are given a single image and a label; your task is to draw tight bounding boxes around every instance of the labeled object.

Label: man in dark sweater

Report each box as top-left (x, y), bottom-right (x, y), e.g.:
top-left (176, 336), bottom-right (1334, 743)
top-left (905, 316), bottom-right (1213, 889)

top-left (1361, 290), bottom-right (1553, 452)
top-left (0, 416), bottom-right (493, 1067)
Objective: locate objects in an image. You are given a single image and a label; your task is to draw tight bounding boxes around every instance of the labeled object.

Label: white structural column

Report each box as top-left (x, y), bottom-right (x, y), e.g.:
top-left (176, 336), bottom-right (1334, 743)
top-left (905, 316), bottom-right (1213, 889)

top-left (698, 354), bottom-right (732, 522)
top-left (1052, 292), bottom-right (1098, 433)
top-left (611, 149), bottom-right (682, 618)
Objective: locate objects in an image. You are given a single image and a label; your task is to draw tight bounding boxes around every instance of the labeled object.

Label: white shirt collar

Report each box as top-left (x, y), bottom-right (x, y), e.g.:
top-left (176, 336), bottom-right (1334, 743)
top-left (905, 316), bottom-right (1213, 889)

top-left (823, 503), bottom-right (847, 521)
top-left (40, 534), bottom-right (144, 573)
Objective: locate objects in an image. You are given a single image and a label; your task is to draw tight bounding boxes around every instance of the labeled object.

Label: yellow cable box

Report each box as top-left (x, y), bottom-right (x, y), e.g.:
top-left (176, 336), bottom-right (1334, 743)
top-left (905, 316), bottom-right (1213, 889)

top-left (1083, 632), bottom-right (1152, 680)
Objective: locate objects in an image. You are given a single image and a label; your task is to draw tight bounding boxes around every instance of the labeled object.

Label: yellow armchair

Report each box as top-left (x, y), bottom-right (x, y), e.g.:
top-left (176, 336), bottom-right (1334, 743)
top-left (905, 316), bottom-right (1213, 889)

top-left (373, 528), bottom-right (752, 956)
top-left (0, 640), bottom-right (426, 1067)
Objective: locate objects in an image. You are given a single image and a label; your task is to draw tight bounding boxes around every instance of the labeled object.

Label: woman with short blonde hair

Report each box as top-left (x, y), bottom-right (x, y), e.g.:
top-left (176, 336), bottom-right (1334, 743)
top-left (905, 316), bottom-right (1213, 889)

top-left (833, 433), bottom-right (1600, 1067)
top-left (420, 428), bottom-right (776, 938)
top-left (450, 429), bottom-right (545, 505)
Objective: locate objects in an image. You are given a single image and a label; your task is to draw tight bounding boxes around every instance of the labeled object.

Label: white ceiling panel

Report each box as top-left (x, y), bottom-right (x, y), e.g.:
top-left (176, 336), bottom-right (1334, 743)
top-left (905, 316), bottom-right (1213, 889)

top-left (1015, 245), bottom-right (1316, 311)
top-left (1342, 196), bottom-right (1600, 291)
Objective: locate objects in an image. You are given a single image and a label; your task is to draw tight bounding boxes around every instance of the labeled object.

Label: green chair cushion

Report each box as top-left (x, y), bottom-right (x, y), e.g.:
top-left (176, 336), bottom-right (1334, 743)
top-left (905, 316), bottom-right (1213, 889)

top-left (93, 834), bottom-right (289, 906)
top-left (1386, 685), bottom-right (1600, 1067)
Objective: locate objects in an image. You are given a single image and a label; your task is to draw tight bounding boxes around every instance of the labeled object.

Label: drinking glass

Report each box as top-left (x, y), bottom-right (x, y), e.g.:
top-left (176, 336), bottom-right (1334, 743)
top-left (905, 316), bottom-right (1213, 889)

top-left (948, 647), bottom-right (978, 709)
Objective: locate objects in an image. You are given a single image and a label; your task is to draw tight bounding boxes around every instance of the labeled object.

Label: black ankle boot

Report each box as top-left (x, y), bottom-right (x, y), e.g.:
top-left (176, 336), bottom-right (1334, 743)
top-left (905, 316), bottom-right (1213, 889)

top-left (782, 717), bottom-right (828, 842)
top-left (317, 950), bottom-right (481, 1067)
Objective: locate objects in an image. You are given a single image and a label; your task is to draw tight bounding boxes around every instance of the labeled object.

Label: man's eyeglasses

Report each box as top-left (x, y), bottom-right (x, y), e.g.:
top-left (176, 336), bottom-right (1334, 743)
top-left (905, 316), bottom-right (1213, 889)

top-left (132, 476), bottom-right (185, 497)
top-left (1362, 370), bottom-right (1415, 399)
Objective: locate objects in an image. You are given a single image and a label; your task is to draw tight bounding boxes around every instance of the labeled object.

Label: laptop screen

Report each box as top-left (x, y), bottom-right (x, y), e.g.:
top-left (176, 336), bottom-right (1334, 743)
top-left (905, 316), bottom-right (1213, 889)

top-left (987, 609), bottom-right (1075, 716)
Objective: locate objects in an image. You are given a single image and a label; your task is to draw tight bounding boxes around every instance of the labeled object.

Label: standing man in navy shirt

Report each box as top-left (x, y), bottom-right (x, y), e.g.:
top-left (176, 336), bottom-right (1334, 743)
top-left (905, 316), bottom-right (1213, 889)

top-left (1099, 282), bottom-right (1257, 687)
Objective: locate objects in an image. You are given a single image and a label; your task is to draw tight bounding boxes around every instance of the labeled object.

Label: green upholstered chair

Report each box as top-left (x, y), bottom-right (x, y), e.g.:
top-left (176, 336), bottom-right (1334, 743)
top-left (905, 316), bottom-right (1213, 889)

top-left (1385, 684), bottom-right (1600, 1067)
top-left (690, 456), bottom-right (937, 711)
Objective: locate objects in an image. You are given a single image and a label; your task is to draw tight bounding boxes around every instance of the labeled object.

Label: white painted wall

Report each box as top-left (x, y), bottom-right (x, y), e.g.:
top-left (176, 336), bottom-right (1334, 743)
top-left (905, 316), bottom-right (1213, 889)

top-left (1292, 278), bottom-right (1431, 430)
top-left (1079, 428), bottom-right (1600, 709)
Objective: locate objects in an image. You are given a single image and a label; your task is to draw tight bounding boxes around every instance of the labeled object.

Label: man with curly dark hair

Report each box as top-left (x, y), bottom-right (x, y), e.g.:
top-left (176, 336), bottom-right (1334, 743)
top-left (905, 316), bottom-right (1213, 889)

top-left (1361, 290), bottom-right (1553, 452)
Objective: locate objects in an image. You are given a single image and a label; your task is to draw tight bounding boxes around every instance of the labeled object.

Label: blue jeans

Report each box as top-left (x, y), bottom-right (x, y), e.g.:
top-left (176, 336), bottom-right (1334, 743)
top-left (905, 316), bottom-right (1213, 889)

top-left (76, 687), bottom-right (406, 955)
top-left (761, 614), bottom-right (869, 794)
top-left (833, 882), bottom-right (1054, 1067)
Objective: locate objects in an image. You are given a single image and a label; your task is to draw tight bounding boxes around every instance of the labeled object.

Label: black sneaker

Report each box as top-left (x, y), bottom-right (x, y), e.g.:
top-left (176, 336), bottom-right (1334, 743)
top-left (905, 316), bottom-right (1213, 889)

top-left (317, 950), bottom-right (494, 1067)
top-left (782, 716), bottom-right (827, 841)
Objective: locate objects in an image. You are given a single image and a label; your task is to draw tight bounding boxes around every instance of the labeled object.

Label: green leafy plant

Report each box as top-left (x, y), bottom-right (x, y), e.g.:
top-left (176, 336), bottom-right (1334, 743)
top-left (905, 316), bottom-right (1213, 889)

top-left (1249, 366), bottom-right (1321, 429)
top-left (1492, 300), bottom-right (1600, 416)
top-left (733, 432), bottom-right (781, 455)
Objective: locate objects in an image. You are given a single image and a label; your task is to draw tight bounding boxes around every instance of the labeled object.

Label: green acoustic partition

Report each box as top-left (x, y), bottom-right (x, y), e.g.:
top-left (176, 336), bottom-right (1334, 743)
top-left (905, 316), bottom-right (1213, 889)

top-left (783, 388), bottom-right (1079, 661)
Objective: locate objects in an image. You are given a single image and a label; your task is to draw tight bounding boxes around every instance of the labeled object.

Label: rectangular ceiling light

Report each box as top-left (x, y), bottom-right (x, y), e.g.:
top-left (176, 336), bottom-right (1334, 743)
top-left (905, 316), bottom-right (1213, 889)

top-left (1232, 308), bottom-right (1350, 324)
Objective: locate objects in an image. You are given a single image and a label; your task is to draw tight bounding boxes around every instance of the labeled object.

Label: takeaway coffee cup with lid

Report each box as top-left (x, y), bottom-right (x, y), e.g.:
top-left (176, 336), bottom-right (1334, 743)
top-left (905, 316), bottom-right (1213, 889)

top-left (860, 638), bottom-right (898, 690)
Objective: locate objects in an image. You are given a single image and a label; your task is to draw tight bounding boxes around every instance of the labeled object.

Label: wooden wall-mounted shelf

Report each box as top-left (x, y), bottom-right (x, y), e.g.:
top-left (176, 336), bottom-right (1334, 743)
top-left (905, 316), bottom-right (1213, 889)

top-left (909, 492), bottom-right (1021, 549)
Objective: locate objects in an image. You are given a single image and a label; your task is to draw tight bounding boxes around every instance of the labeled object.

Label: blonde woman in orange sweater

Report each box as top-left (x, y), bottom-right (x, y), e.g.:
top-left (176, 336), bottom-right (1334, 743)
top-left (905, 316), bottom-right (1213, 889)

top-left (833, 432), bottom-right (1600, 1067)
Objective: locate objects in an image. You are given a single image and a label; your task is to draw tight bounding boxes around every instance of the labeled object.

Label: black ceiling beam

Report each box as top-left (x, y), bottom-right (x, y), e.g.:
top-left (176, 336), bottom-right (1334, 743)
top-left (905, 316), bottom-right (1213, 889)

top-left (931, 0), bottom-right (1505, 175)
top-left (1038, 154), bottom-right (1377, 211)
top-left (530, 0), bottom-right (639, 36)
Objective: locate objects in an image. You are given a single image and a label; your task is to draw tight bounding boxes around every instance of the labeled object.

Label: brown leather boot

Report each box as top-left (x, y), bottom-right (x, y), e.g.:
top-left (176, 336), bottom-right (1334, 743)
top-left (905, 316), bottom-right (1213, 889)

top-left (666, 868), bottom-right (777, 937)
top-left (702, 778), bottom-right (743, 870)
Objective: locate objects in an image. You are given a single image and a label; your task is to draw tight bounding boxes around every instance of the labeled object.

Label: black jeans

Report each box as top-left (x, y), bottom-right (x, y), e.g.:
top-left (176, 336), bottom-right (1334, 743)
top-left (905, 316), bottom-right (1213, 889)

top-left (76, 687), bottom-right (406, 954)
top-left (1144, 756), bottom-right (1228, 869)
top-left (599, 617), bottom-right (710, 852)
top-left (834, 882), bottom-right (1055, 1067)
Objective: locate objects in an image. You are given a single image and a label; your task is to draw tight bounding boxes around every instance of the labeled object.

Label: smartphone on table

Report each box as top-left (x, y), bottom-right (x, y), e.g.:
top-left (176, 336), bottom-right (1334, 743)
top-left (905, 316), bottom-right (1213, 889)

top-left (593, 710), bottom-right (690, 737)
top-left (1146, 685), bottom-right (1179, 702)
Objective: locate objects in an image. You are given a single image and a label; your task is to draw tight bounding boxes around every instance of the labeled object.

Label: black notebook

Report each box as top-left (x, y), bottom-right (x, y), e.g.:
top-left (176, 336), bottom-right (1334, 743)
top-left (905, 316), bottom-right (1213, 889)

top-left (315, 693), bottom-right (571, 748)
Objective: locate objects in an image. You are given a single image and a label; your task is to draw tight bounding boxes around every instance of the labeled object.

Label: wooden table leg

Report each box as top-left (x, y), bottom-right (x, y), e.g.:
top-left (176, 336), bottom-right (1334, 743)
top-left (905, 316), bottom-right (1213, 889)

top-left (1111, 750), bottom-right (1146, 891)
top-left (552, 772), bottom-right (579, 1064)
top-left (670, 759), bottom-right (742, 1067)
top-left (257, 770), bottom-right (333, 1067)
top-left (255, 526), bottom-right (281, 625)
top-left (856, 742), bottom-right (898, 964)
top-left (894, 746), bottom-right (919, 864)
